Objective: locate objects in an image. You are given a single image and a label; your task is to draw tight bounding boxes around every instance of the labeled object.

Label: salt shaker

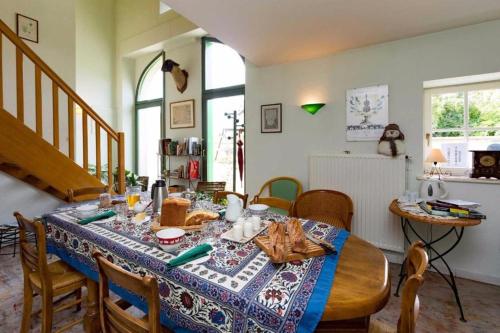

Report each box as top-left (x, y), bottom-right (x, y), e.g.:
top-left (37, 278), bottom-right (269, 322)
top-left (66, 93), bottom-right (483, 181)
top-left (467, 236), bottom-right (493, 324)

top-left (243, 220), bottom-right (253, 238)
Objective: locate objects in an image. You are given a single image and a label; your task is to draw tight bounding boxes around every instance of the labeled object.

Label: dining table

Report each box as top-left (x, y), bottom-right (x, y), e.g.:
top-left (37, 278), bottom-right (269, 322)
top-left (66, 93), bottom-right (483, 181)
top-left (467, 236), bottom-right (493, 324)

top-left (42, 198), bottom-right (390, 333)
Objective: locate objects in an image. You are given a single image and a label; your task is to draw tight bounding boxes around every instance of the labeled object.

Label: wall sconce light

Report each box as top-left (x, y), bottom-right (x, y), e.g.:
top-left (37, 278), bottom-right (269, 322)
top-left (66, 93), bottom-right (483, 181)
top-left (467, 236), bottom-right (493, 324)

top-left (301, 103), bottom-right (325, 115)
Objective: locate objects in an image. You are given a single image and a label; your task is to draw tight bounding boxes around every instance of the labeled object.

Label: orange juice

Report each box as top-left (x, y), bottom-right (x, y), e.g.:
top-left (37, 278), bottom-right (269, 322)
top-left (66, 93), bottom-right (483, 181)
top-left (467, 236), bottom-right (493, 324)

top-left (126, 193), bottom-right (140, 208)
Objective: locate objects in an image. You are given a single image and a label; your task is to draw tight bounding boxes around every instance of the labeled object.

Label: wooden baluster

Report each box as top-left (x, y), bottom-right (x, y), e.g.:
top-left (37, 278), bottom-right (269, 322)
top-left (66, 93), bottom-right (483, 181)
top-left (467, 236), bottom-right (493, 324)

top-left (82, 109), bottom-right (88, 170)
top-left (16, 47), bottom-right (24, 122)
top-left (52, 82), bottom-right (59, 149)
top-left (118, 132), bottom-right (125, 194)
top-left (96, 124), bottom-right (101, 180)
top-left (0, 32), bottom-right (3, 109)
top-left (68, 97), bottom-right (74, 160)
top-left (35, 66), bottom-right (42, 136)
top-left (107, 134), bottom-right (113, 192)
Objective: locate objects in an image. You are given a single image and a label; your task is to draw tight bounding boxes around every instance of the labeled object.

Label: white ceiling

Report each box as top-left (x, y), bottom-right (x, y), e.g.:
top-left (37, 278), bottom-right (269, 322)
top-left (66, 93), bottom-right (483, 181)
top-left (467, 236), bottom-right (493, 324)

top-left (164, 0), bottom-right (500, 66)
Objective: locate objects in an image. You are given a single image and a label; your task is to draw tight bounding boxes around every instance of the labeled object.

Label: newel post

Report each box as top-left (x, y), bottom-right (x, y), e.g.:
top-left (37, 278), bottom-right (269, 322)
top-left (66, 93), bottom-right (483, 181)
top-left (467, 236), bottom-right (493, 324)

top-left (117, 132), bottom-right (126, 194)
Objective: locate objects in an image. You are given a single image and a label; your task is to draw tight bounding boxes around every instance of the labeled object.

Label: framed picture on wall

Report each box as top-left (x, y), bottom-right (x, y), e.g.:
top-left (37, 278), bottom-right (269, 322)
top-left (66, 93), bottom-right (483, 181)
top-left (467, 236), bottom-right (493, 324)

top-left (261, 103), bottom-right (282, 133)
top-left (16, 14), bottom-right (39, 43)
top-left (346, 85), bottom-right (388, 141)
top-left (170, 99), bottom-right (195, 129)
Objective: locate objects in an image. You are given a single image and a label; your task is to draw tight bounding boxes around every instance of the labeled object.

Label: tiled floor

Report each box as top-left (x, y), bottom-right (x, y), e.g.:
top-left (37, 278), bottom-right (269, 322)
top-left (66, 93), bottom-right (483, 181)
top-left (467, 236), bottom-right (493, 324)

top-left (1, 246), bottom-right (499, 332)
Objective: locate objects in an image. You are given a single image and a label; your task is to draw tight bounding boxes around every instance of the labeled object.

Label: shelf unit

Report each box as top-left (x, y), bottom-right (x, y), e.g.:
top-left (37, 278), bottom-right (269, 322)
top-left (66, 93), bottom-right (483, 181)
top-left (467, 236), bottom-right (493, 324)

top-left (161, 154), bottom-right (203, 189)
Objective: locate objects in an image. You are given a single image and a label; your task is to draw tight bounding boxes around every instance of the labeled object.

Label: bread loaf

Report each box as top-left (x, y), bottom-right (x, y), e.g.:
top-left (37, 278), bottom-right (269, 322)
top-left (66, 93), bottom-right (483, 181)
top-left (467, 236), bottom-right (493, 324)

top-left (286, 218), bottom-right (308, 254)
top-left (185, 210), bottom-right (219, 226)
top-left (160, 198), bottom-right (190, 226)
top-left (268, 222), bottom-right (286, 262)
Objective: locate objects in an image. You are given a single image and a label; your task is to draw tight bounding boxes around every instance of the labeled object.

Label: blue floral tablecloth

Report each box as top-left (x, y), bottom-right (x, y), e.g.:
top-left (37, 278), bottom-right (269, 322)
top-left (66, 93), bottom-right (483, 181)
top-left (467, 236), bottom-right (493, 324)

top-left (43, 204), bottom-right (349, 333)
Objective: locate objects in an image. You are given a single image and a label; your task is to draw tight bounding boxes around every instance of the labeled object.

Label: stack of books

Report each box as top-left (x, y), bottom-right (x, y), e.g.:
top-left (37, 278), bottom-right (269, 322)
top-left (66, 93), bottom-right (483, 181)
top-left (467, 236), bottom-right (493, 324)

top-left (419, 200), bottom-right (486, 219)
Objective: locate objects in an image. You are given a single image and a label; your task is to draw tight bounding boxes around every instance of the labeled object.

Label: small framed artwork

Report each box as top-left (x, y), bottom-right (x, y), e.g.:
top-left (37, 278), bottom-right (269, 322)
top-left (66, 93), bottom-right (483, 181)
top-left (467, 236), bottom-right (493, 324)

top-left (170, 99), bottom-right (195, 129)
top-left (16, 14), bottom-right (39, 43)
top-left (261, 103), bottom-right (282, 133)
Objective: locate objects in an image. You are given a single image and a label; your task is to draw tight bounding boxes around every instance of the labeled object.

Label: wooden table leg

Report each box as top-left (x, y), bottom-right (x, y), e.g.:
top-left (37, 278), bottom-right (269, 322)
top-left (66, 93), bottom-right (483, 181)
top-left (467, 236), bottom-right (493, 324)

top-left (84, 279), bottom-right (101, 333)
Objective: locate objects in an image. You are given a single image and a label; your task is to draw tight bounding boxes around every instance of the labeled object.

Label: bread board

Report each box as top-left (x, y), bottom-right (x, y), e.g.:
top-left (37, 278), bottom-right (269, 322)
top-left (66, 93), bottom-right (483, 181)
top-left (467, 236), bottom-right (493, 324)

top-left (254, 235), bottom-right (326, 263)
top-left (150, 218), bottom-right (214, 233)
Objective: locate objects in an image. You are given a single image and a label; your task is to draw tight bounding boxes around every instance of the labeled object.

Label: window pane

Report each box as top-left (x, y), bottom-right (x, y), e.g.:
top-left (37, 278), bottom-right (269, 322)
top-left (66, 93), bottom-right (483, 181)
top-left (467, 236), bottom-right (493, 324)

top-left (205, 41), bottom-right (245, 90)
top-left (431, 92), bottom-right (464, 130)
top-left (468, 89), bottom-right (500, 129)
top-left (431, 134), bottom-right (469, 168)
top-left (137, 106), bottom-right (162, 181)
top-left (137, 57), bottom-right (163, 101)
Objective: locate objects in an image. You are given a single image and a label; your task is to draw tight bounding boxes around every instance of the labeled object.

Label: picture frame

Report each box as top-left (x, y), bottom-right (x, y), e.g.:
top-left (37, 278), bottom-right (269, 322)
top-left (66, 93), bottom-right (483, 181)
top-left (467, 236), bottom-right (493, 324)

top-left (346, 85), bottom-right (388, 141)
top-left (16, 14), bottom-right (39, 43)
top-left (170, 99), bottom-right (195, 129)
top-left (261, 103), bottom-right (282, 133)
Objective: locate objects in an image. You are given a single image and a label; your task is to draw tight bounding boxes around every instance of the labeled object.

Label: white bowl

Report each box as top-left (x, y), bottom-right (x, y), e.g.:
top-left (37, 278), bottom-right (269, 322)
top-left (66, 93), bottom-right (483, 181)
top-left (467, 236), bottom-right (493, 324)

top-left (248, 204), bottom-right (269, 216)
top-left (156, 228), bottom-right (186, 252)
top-left (76, 204), bottom-right (98, 218)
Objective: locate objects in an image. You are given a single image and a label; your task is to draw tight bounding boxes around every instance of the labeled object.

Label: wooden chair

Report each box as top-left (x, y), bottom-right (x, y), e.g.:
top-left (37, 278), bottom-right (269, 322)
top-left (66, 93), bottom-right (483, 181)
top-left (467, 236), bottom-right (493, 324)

top-left (137, 176), bottom-right (149, 192)
top-left (369, 241), bottom-right (428, 333)
top-left (67, 185), bottom-right (109, 203)
top-left (254, 176), bottom-right (303, 202)
top-left (213, 191), bottom-right (249, 208)
top-left (251, 196), bottom-right (293, 216)
top-left (14, 212), bottom-right (86, 333)
top-left (195, 181), bottom-right (226, 194)
top-left (292, 190), bottom-right (354, 231)
top-left (93, 251), bottom-right (172, 333)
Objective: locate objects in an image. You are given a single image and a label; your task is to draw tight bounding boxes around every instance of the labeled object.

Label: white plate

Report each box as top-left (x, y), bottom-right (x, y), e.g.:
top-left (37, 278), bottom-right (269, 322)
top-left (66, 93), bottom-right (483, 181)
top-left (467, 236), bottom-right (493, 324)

top-left (133, 215), bottom-right (151, 225)
top-left (76, 204), bottom-right (98, 218)
top-left (221, 221), bottom-right (270, 244)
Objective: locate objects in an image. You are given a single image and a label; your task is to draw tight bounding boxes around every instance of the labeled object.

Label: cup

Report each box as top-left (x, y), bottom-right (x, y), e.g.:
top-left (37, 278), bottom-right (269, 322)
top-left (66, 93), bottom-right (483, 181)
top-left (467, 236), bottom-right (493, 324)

top-left (251, 215), bottom-right (261, 231)
top-left (409, 192), bottom-right (418, 203)
top-left (202, 220), bottom-right (215, 243)
top-left (243, 221), bottom-right (253, 238)
top-left (126, 186), bottom-right (141, 209)
top-left (232, 224), bottom-right (243, 241)
top-left (99, 193), bottom-right (112, 208)
top-left (114, 203), bottom-right (128, 222)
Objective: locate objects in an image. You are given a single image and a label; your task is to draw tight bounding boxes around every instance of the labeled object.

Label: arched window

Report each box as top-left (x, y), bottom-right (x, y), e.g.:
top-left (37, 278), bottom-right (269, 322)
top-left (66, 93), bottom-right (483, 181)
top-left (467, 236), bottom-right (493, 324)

top-left (202, 38), bottom-right (245, 193)
top-left (135, 52), bottom-right (165, 182)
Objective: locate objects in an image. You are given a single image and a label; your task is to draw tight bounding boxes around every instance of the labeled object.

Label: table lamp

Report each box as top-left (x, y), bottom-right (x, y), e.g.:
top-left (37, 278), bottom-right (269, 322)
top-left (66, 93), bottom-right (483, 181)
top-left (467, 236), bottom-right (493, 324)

top-left (425, 148), bottom-right (447, 179)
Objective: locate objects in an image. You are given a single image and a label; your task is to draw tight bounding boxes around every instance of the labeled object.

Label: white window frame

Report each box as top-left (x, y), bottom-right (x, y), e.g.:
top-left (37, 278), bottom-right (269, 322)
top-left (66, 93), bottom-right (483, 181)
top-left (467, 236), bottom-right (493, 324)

top-left (424, 80), bottom-right (500, 176)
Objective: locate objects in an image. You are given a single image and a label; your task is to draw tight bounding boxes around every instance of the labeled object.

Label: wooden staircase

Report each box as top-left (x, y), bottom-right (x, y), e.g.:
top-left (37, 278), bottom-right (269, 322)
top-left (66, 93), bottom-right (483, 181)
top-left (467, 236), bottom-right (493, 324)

top-left (0, 19), bottom-right (125, 200)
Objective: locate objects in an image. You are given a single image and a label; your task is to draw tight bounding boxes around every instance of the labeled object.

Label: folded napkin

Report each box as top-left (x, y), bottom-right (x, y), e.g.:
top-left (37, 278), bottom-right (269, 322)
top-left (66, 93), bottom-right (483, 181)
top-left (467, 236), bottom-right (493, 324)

top-left (78, 210), bottom-right (116, 225)
top-left (168, 243), bottom-right (213, 268)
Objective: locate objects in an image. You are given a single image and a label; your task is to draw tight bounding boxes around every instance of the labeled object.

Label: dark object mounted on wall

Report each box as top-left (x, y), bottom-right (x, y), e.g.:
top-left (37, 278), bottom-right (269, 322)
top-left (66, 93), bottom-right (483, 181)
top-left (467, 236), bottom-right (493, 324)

top-left (16, 13), bottom-right (39, 43)
top-left (162, 59), bottom-right (188, 93)
top-left (470, 150), bottom-right (500, 179)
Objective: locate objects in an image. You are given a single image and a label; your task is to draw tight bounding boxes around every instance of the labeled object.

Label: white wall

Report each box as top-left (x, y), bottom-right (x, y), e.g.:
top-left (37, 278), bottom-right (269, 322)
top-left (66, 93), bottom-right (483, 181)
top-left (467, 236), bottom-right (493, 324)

top-left (245, 20), bottom-right (500, 284)
top-left (0, 0), bottom-right (75, 224)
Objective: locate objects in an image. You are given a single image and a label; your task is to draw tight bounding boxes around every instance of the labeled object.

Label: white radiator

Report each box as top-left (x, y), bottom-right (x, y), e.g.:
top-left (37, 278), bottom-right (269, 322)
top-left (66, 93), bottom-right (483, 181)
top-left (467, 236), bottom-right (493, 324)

top-left (309, 154), bottom-right (406, 252)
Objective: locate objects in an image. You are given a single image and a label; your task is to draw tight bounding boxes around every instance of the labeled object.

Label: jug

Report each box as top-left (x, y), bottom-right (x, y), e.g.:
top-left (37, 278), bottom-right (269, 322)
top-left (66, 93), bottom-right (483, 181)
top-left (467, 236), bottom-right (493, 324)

top-left (225, 194), bottom-right (243, 222)
top-left (151, 179), bottom-right (168, 213)
top-left (419, 178), bottom-right (448, 201)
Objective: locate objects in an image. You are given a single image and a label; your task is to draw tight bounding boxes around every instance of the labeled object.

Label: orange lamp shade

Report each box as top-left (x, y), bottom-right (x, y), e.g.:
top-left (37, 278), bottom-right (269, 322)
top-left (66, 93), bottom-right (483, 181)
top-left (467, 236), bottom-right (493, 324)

top-left (425, 148), bottom-right (447, 164)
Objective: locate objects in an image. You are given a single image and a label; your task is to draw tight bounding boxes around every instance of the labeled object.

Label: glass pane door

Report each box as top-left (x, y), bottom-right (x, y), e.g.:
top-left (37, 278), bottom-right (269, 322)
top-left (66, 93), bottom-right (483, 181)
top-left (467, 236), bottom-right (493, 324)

top-left (206, 95), bottom-right (245, 193)
top-left (137, 106), bottom-right (162, 181)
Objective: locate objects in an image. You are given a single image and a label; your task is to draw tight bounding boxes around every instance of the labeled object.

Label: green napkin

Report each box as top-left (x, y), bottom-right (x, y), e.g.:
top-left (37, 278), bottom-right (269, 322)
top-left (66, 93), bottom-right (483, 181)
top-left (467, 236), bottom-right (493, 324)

top-left (168, 243), bottom-right (213, 267)
top-left (78, 210), bottom-right (116, 225)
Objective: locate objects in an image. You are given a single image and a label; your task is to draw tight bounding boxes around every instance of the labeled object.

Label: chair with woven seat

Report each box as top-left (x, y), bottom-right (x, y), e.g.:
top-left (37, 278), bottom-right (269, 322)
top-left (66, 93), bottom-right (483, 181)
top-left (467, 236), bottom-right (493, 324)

top-left (292, 190), bottom-right (354, 231)
top-left (369, 241), bottom-right (428, 333)
top-left (195, 181), bottom-right (226, 195)
top-left (14, 212), bottom-right (87, 333)
top-left (213, 191), bottom-right (249, 208)
top-left (93, 251), bottom-right (172, 333)
top-left (254, 176), bottom-right (303, 202)
top-left (67, 185), bottom-right (109, 203)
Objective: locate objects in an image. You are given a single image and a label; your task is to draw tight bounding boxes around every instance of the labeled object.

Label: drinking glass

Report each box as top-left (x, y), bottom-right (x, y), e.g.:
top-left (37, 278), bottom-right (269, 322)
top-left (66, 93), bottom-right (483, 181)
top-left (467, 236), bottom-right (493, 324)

top-left (114, 203), bottom-right (128, 222)
top-left (126, 186), bottom-right (141, 209)
top-left (202, 220), bottom-right (215, 244)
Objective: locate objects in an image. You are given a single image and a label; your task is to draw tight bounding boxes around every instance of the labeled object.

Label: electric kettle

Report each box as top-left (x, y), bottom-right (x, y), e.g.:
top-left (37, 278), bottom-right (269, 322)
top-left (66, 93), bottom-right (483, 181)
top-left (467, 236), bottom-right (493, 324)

top-left (419, 178), bottom-right (448, 201)
top-left (151, 179), bottom-right (168, 213)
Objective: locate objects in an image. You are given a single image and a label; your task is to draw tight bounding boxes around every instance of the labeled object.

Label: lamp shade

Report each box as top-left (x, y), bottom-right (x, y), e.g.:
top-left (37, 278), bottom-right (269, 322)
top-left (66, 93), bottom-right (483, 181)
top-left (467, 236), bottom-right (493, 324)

top-left (301, 103), bottom-right (325, 115)
top-left (425, 148), bottom-right (447, 163)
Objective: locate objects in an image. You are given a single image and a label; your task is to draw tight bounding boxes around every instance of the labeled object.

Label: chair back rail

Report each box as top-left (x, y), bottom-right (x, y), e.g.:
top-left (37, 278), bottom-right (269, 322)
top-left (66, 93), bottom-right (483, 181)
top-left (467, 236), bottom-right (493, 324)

top-left (213, 191), bottom-right (249, 208)
top-left (196, 181), bottom-right (226, 194)
top-left (0, 19), bottom-right (125, 193)
top-left (252, 196), bottom-right (293, 216)
top-left (398, 241), bottom-right (428, 333)
top-left (292, 190), bottom-right (354, 231)
top-left (93, 251), bottom-right (163, 333)
top-left (68, 186), bottom-right (109, 202)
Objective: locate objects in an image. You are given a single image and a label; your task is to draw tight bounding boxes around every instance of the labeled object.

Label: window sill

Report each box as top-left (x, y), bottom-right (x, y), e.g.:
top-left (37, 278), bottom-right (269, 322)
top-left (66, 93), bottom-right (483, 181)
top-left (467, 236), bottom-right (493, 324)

top-left (417, 175), bottom-right (500, 185)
